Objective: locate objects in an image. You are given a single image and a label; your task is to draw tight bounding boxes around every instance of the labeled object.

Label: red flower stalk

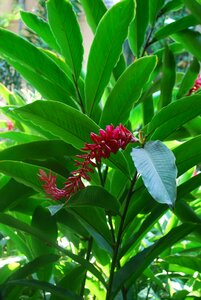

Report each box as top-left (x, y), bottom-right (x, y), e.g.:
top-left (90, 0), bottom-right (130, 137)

top-left (39, 124), bottom-right (137, 201)
top-left (6, 120), bottom-right (14, 131)
top-left (187, 74), bottom-right (201, 96)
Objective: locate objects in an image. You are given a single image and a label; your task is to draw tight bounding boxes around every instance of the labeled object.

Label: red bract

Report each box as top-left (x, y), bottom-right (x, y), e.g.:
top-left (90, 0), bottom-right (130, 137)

top-left (39, 124), bottom-right (137, 201)
top-left (187, 74), bottom-right (201, 96)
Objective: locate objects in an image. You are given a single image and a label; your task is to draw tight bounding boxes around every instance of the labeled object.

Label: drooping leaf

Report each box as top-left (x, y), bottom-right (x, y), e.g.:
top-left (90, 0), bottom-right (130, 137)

top-left (128, 0), bottom-right (149, 57)
top-left (177, 57), bottom-right (200, 99)
top-left (159, 45), bottom-right (176, 108)
top-left (131, 141), bottom-right (177, 206)
top-left (147, 95), bottom-right (201, 140)
top-left (20, 11), bottom-right (60, 52)
top-left (85, 0), bottom-right (134, 115)
top-left (47, 0), bottom-right (83, 80)
top-left (100, 56), bottom-right (157, 127)
top-left (164, 255), bottom-right (201, 273)
top-left (67, 186), bottom-right (120, 214)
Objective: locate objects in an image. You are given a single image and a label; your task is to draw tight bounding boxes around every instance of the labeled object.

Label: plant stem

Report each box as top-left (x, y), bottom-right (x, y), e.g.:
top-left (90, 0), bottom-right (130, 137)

top-left (73, 75), bottom-right (85, 113)
top-left (80, 237), bottom-right (93, 297)
top-left (106, 172), bottom-right (138, 300)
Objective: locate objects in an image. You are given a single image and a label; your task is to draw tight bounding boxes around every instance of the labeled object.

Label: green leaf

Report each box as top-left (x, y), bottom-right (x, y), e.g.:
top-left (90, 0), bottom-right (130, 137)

top-left (159, 45), bottom-right (176, 108)
top-left (20, 11), bottom-right (60, 52)
top-left (0, 140), bottom-right (78, 161)
top-left (165, 255), bottom-right (201, 273)
top-left (100, 56), bottom-right (157, 127)
top-left (128, 0), bottom-right (148, 57)
top-left (85, 0), bottom-right (134, 115)
top-left (177, 57), bottom-right (200, 99)
top-left (79, 0), bottom-right (107, 33)
top-left (67, 186), bottom-right (120, 214)
top-left (47, 0), bottom-right (83, 80)
top-left (154, 15), bottom-right (198, 41)
top-left (161, 0), bottom-right (183, 13)
top-left (149, 0), bottom-right (165, 25)
top-left (3, 279), bottom-right (82, 300)
top-left (0, 28), bottom-right (76, 99)
top-left (112, 223), bottom-right (198, 298)
top-left (172, 29), bottom-right (201, 61)
top-left (31, 206), bottom-right (57, 280)
top-left (0, 213), bottom-right (106, 286)
top-left (14, 100), bottom-right (99, 149)
top-left (147, 95), bottom-right (201, 140)
top-left (0, 83), bottom-right (25, 106)
top-left (0, 131), bottom-right (44, 144)
top-left (183, 0), bottom-right (201, 23)
top-left (131, 141), bottom-right (177, 206)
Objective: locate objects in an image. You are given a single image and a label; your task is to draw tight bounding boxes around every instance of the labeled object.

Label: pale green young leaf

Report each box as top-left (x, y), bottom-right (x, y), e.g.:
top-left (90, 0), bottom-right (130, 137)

top-left (131, 141), bottom-right (177, 206)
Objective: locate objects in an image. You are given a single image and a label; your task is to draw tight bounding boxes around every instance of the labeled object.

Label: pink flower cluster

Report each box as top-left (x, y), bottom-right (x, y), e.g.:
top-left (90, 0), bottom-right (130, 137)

top-left (39, 124), bottom-right (136, 202)
top-left (187, 74), bottom-right (201, 96)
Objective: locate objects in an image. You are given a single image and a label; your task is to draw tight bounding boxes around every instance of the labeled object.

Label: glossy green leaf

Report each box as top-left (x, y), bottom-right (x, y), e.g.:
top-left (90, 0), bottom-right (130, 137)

top-left (172, 29), bottom-right (201, 61)
top-left (0, 131), bottom-right (44, 144)
top-left (100, 56), bottom-right (157, 127)
top-left (0, 213), bottom-right (106, 286)
top-left (0, 140), bottom-right (78, 161)
top-left (165, 255), bottom-right (201, 273)
top-left (177, 57), bottom-right (200, 99)
top-left (159, 45), bottom-right (176, 108)
top-left (3, 279), bottom-right (82, 300)
top-left (20, 11), bottom-right (60, 52)
top-left (85, 0), bottom-right (134, 115)
top-left (183, 0), bottom-right (201, 23)
top-left (154, 15), bottom-right (198, 41)
top-left (67, 186), bottom-right (120, 214)
top-left (128, 0), bottom-right (149, 57)
top-left (161, 0), bottom-right (183, 13)
top-left (79, 0), bottom-right (107, 33)
top-left (0, 28), bottom-right (76, 99)
top-left (112, 223), bottom-right (197, 298)
top-left (47, 0), bottom-right (83, 80)
top-left (14, 100), bottom-right (99, 149)
top-left (131, 141), bottom-right (177, 206)
top-left (149, 0), bottom-right (165, 25)
top-left (147, 95), bottom-right (201, 140)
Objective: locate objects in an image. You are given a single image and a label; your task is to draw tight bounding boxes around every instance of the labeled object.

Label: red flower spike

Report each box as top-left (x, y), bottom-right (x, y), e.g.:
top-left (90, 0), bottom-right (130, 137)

top-left (187, 74), bottom-right (201, 96)
top-left (39, 124), bottom-right (137, 202)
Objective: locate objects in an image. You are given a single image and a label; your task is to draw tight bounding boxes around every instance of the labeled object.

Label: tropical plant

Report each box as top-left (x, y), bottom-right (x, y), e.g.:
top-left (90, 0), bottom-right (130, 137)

top-left (0, 0), bottom-right (201, 299)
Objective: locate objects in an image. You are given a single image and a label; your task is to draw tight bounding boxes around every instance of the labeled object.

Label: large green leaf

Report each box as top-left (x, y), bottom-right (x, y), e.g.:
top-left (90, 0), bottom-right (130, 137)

top-left (147, 95), bottom-right (201, 140)
top-left (0, 131), bottom-right (44, 144)
top-left (67, 186), bottom-right (120, 214)
top-left (47, 0), bottom-right (83, 80)
top-left (85, 0), bottom-right (134, 115)
top-left (0, 28), bottom-right (76, 99)
top-left (128, 0), bottom-right (149, 57)
top-left (159, 45), bottom-right (176, 108)
top-left (100, 56), bottom-right (157, 127)
top-left (165, 255), bottom-right (201, 273)
top-left (20, 11), bottom-right (60, 52)
top-left (172, 29), bottom-right (201, 61)
top-left (14, 100), bottom-right (99, 149)
top-left (149, 0), bottom-right (165, 25)
top-left (112, 223), bottom-right (198, 298)
top-left (154, 15), bottom-right (198, 41)
top-left (177, 57), bottom-right (200, 99)
top-left (131, 141), bottom-right (177, 206)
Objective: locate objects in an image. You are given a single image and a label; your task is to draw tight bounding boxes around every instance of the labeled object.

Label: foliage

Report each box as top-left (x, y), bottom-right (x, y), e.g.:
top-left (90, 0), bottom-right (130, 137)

top-left (0, 0), bottom-right (201, 299)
